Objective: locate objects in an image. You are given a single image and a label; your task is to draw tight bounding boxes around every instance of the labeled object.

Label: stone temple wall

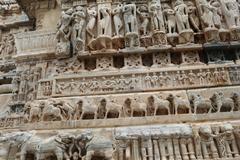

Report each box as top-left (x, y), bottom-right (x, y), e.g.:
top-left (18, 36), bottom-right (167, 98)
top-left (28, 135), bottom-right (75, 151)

top-left (0, 0), bottom-right (240, 159)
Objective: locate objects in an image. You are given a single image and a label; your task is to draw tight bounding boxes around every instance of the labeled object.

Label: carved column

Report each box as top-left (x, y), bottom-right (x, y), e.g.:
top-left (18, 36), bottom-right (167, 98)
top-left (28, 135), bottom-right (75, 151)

top-left (152, 137), bottom-right (160, 160)
top-left (158, 138), bottom-right (167, 160)
top-left (131, 137), bottom-right (140, 160)
top-left (167, 138), bottom-right (175, 160)
top-left (172, 138), bottom-right (182, 160)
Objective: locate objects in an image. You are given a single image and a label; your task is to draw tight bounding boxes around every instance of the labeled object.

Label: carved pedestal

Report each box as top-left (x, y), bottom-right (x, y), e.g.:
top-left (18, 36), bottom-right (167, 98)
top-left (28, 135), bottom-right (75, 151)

top-left (204, 27), bottom-right (220, 43)
top-left (181, 51), bottom-right (202, 65)
top-left (125, 32), bottom-right (140, 48)
top-left (123, 54), bottom-right (143, 69)
top-left (179, 30), bottom-right (194, 44)
top-left (230, 27), bottom-right (240, 41)
top-left (96, 56), bottom-right (114, 71)
top-left (152, 31), bottom-right (167, 46)
top-left (152, 52), bottom-right (173, 67)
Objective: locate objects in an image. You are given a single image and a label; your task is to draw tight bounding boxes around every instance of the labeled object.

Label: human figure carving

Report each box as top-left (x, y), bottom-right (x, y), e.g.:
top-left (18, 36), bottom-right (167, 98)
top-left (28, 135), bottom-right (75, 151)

top-left (220, 0), bottom-right (240, 28)
top-left (122, 3), bottom-right (138, 33)
top-left (99, 7), bottom-right (111, 36)
top-left (231, 92), bottom-right (240, 111)
top-left (86, 6), bottom-right (97, 39)
top-left (149, 0), bottom-right (165, 31)
top-left (174, 0), bottom-right (191, 32)
top-left (112, 4), bottom-right (123, 36)
top-left (187, 1), bottom-right (200, 31)
top-left (72, 6), bottom-right (86, 53)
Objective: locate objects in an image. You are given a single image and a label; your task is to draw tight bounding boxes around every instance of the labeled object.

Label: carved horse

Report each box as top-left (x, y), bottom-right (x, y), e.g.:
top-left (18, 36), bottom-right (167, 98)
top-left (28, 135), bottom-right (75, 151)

top-left (75, 98), bottom-right (98, 119)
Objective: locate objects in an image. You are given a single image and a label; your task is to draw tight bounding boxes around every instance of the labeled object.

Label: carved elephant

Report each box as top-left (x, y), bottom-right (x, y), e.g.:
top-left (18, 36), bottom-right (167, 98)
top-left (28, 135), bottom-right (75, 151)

top-left (80, 131), bottom-right (114, 160)
top-left (167, 94), bottom-right (191, 114)
top-left (99, 97), bottom-right (123, 119)
top-left (24, 101), bottom-right (45, 122)
top-left (124, 95), bottom-right (148, 117)
top-left (75, 98), bottom-right (98, 120)
top-left (0, 131), bottom-right (74, 160)
top-left (147, 95), bottom-right (170, 115)
top-left (41, 100), bottom-right (64, 121)
top-left (210, 92), bottom-right (234, 112)
top-left (189, 93), bottom-right (212, 114)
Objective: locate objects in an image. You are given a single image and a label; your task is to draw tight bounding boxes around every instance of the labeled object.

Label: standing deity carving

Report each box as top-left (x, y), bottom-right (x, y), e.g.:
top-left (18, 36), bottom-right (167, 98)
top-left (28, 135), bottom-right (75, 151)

top-left (98, 7), bottom-right (111, 36)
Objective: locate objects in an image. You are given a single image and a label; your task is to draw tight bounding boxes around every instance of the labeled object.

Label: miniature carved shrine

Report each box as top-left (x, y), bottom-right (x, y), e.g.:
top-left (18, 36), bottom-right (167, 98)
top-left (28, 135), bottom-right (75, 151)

top-left (0, 0), bottom-right (240, 159)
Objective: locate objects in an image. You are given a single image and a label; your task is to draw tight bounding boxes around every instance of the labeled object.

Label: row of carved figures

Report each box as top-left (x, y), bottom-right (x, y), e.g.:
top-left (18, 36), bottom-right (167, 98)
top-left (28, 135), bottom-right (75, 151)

top-left (0, 123), bottom-right (240, 160)
top-left (56, 0), bottom-right (240, 56)
top-left (20, 91), bottom-right (240, 122)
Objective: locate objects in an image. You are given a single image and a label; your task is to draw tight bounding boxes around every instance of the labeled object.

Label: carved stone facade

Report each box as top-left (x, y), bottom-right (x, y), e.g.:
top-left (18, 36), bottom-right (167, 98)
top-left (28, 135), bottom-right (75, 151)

top-left (0, 0), bottom-right (240, 160)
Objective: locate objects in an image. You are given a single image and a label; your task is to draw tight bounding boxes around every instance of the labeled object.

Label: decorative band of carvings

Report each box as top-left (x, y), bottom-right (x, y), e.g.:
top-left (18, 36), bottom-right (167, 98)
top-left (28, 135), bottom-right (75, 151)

top-left (0, 112), bottom-right (239, 130)
top-left (37, 66), bottom-right (231, 98)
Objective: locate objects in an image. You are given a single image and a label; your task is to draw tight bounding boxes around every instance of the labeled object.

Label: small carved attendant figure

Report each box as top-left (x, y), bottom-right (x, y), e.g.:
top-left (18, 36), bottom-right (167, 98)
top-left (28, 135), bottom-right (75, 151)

top-left (72, 6), bottom-right (86, 53)
top-left (200, 1), bottom-right (215, 28)
top-left (123, 3), bottom-right (138, 33)
top-left (112, 4), bottom-right (123, 36)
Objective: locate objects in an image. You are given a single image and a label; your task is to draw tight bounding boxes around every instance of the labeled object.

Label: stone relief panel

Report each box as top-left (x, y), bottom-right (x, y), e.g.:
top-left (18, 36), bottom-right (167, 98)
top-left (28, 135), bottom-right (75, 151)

top-left (39, 66), bottom-right (230, 97)
top-left (0, 123), bottom-right (240, 160)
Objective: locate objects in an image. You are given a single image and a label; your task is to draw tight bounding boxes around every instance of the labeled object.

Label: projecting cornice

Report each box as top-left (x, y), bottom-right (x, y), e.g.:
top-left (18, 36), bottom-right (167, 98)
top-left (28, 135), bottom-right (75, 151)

top-left (15, 0), bottom-right (56, 20)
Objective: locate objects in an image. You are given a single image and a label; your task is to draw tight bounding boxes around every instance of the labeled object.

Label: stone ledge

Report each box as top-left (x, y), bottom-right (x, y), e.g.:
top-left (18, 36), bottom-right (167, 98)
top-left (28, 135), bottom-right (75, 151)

top-left (5, 112), bottom-right (239, 131)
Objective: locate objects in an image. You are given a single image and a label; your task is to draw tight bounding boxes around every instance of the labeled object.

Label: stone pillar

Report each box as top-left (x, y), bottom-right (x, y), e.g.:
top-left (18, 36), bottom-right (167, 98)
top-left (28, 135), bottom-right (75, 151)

top-left (172, 138), bottom-right (182, 160)
top-left (131, 138), bottom-right (140, 160)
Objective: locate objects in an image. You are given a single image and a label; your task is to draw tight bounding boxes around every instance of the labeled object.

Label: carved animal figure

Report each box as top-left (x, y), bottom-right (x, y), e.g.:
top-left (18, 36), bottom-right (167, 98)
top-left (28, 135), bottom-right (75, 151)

top-left (231, 92), bottom-right (240, 111)
top-left (76, 98), bottom-right (98, 119)
top-left (147, 95), bottom-right (170, 115)
top-left (99, 97), bottom-right (123, 119)
top-left (24, 101), bottom-right (45, 122)
top-left (56, 100), bottom-right (75, 120)
top-left (167, 94), bottom-right (191, 114)
top-left (41, 100), bottom-right (64, 121)
top-left (210, 92), bottom-right (235, 112)
top-left (198, 126), bottom-right (219, 159)
top-left (124, 96), bottom-right (147, 117)
top-left (0, 132), bottom-right (74, 160)
top-left (189, 93), bottom-right (212, 114)
top-left (80, 131), bottom-right (114, 160)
